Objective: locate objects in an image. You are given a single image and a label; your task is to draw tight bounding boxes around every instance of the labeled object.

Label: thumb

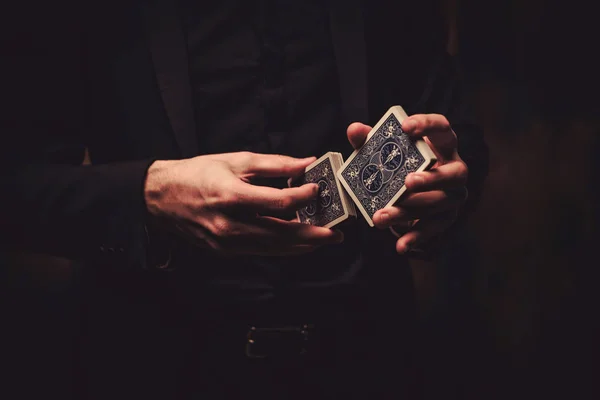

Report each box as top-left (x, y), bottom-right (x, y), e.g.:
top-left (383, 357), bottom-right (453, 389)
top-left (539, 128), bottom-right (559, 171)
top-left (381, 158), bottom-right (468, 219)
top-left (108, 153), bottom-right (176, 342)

top-left (347, 122), bottom-right (372, 149)
top-left (242, 153), bottom-right (317, 178)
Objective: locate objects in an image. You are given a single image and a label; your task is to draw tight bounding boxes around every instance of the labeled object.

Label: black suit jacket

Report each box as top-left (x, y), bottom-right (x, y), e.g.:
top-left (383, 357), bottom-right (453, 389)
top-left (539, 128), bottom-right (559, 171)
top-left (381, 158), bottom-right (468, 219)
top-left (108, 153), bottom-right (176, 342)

top-left (1, 0), bottom-right (488, 270)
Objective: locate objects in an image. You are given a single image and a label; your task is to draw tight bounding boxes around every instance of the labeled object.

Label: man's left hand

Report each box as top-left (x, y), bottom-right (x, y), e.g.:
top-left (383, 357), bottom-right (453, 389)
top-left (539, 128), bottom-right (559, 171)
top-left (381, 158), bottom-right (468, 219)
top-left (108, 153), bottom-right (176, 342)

top-left (347, 114), bottom-right (468, 254)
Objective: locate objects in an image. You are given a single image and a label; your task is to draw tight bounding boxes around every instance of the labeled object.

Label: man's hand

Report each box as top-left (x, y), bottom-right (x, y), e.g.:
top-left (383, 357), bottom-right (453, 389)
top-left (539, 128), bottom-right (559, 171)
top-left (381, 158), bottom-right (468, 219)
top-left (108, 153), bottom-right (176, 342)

top-left (347, 114), bottom-right (468, 254)
top-left (144, 152), bottom-right (344, 256)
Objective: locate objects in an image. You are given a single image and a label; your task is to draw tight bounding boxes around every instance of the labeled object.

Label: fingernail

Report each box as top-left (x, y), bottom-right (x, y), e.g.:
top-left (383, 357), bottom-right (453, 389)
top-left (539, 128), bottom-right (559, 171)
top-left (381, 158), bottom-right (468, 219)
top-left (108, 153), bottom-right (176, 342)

top-left (409, 174), bottom-right (425, 185)
top-left (379, 212), bottom-right (389, 223)
top-left (302, 156), bottom-right (317, 163)
top-left (402, 119), bottom-right (414, 130)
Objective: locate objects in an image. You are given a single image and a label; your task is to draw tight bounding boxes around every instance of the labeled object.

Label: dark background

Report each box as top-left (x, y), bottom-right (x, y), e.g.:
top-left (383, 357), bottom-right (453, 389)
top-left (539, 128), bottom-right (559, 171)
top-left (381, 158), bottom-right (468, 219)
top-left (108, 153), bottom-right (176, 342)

top-left (418, 1), bottom-right (600, 398)
top-left (2, 1), bottom-right (599, 398)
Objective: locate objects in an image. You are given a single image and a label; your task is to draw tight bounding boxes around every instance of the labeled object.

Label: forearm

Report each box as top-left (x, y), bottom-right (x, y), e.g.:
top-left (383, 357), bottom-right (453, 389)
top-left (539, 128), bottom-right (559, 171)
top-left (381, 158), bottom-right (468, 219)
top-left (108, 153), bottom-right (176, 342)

top-left (1, 159), bottom-right (155, 268)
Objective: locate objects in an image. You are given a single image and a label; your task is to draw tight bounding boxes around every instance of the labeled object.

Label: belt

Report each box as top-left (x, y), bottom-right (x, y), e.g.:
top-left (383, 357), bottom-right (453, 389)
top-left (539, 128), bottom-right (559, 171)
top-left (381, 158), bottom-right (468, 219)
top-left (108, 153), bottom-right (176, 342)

top-left (192, 296), bottom-right (374, 360)
top-left (245, 324), bottom-right (313, 359)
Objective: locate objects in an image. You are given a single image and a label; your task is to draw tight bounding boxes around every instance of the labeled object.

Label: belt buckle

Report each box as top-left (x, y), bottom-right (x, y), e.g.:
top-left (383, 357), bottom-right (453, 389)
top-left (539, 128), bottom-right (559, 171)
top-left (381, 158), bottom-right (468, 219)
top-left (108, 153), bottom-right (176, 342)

top-left (245, 324), bottom-right (312, 359)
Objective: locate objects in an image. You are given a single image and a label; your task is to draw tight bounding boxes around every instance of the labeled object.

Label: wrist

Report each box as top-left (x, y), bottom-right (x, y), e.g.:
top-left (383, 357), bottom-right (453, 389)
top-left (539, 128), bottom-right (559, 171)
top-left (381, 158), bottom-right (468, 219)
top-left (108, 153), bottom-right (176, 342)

top-left (143, 160), bottom-right (178, 270)
top-left (144, 159), bottom-right (176, 218)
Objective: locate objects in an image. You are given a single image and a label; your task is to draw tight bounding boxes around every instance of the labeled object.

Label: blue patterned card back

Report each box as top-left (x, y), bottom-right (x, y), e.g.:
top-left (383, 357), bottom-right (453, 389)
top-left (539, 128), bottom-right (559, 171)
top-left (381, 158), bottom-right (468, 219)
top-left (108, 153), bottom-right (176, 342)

top-left (292, 155), bottom-right (346, 228)
top-left (338, 113), bottom-right (429, 222)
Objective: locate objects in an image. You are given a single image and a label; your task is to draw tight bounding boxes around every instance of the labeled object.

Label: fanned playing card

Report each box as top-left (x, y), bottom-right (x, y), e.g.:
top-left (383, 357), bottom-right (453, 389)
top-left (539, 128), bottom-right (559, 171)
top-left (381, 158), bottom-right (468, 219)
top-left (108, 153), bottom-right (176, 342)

top-left (337, 105), bottom-right (437, 227)
top-left (289, 152), bottom-right (356, 228)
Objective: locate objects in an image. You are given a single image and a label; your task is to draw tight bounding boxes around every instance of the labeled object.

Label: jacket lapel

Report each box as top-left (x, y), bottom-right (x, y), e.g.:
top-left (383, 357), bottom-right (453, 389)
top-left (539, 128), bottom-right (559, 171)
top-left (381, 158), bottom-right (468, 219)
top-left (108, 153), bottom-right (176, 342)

top-left (141, 0), bottom-right (368, 156)
top-left (142, 0), bottom-right (199, 158)
top-left (329, 0), bottom-right (369, 125)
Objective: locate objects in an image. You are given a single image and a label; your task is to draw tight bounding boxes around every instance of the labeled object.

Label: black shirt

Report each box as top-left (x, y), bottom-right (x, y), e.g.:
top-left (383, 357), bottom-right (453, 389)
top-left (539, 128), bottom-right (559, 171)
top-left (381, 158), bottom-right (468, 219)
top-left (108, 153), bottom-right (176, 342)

top-left (176, 0), bottom-right (401, 303)
top-left (182, 0), bottom-right (347, 157)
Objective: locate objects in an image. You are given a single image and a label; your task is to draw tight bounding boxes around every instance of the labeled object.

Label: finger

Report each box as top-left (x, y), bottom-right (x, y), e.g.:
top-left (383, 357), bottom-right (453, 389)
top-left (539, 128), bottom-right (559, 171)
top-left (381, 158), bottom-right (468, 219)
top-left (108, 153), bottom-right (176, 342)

top-left (373, 207), bottom-right (413, 229)
top-left (212, 217), bottom-right (343, 254)
top-left (373, 191), bottom-right (463, 229)
top-left (394, 212), bottom-right (457, 254)
top-left (255, 216), bottom-right (345, 247)
top-left (196, 212), bottom-right (344, 256)
top-left (396, 190), bottom-right (463, 208)
top-left (401, 114), bottom-right (457, 159)
top-left (404, 161), bottom-right (468, 193)
top-left (238, 152), bottom-right (317, 178)
top-left (200, 213), bottom-right (342, 252)
top-left (181, 219), bottom-right (224, 251)
top-left (346, 122), bottom-right (372, 149)
top-left (235, 181), bottom-right (319, 213)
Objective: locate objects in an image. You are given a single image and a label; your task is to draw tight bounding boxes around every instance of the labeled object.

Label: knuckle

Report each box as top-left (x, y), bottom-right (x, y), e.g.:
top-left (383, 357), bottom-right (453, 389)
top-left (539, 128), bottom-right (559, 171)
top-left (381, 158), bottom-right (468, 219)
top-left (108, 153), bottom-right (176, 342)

top-left (434, 114), bottom-right (451, 129)
top-left (422, 114), bottom-right (434, 129)
top-left (427, 114), bottom-right (440, 129)
top-left (275, 194), bottom-right (294, 210)
top-left (225, 190), bottom-right (243, 207)
top-left (211, 217), bottom-right (232, 238)
top-left (216, 191), bottom-right (234, 207)
top-left (412, 118), bottom-right (424, 133)
top-left (238, 151), bottom-right (255, 166)
top-left (210, 188), bottom-right (238, 209)
top-left (204, 178), bottom-right (235, 207)
top-left (271, 198), bottom-right (284, 211)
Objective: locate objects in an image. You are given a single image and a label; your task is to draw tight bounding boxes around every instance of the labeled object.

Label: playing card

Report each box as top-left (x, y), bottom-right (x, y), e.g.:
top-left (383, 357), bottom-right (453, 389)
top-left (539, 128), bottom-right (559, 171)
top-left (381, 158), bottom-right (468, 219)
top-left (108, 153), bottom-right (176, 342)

top-left (337, 105), bottom-right (437, 227)
top-left (289, 152), bottom-right (356, 228)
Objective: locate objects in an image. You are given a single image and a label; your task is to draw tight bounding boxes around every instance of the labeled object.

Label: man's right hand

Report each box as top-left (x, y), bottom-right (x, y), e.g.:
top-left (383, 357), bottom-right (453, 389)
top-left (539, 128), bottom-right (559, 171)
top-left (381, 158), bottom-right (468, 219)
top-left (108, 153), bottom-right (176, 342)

top-left (144, 152), bottom-right (344, 256)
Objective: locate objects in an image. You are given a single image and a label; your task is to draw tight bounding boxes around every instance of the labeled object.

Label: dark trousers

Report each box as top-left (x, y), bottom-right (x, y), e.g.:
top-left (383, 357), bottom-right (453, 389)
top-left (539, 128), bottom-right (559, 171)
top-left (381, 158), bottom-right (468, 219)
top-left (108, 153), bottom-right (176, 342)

top-left (181, 306), bottom-right (422, 399)
top-left (77, 265), bottom-right (423, 399)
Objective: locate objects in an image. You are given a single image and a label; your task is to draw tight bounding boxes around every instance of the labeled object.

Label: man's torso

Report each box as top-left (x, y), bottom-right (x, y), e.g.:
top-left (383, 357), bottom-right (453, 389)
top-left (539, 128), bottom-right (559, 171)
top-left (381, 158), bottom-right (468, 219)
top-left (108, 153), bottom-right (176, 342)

top-left (81, 0), bottom-right (446, 304)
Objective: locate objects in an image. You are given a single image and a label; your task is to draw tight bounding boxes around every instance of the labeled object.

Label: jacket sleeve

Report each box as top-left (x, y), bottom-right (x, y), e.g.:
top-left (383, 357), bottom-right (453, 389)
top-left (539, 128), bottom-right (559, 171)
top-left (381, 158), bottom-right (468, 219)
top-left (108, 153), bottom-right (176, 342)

top-left (411, 51), bottom-right (490, 214)
top-left (1, 158), bottom-right (156, 269)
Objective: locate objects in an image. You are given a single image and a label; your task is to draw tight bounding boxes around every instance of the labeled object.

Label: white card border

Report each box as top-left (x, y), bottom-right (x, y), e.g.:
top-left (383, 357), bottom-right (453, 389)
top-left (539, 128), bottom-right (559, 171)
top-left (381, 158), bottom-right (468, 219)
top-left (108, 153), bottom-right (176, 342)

top-left (336, 105), bottom-right (437, 227)
top-left (291, 152), bottom-right (350, 229)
